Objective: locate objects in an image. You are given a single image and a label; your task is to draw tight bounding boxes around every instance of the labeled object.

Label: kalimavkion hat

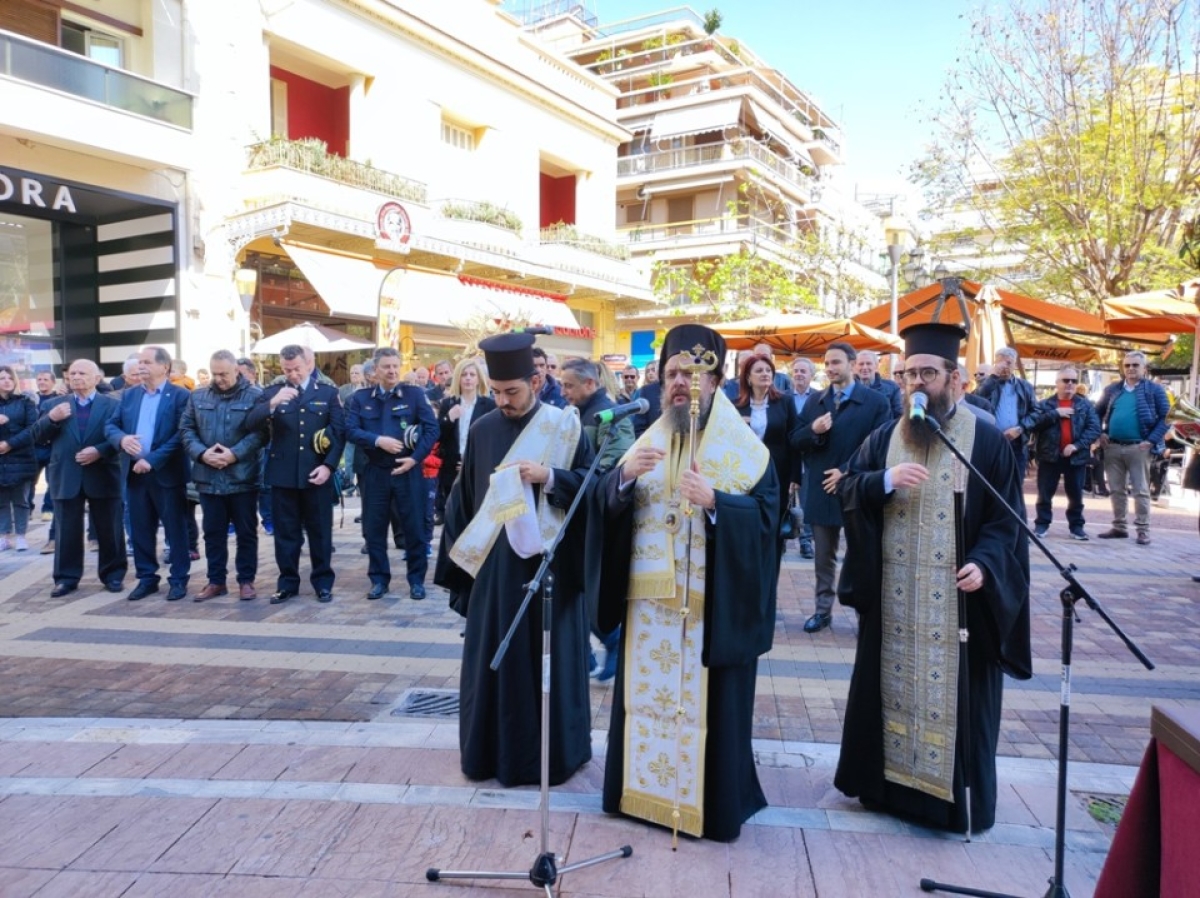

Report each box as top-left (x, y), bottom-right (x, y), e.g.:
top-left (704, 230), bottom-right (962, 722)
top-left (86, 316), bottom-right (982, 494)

top-left (900, 322), bottom-right (966, 363)
top-left (658, 324), bottom-right (727, 384)
top-left (479, 332), bottom-right (537, 381)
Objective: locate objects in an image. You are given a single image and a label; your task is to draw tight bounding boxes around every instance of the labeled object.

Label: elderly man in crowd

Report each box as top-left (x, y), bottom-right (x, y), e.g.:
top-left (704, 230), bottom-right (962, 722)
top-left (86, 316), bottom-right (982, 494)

top-left (180, 350), bottom-right (265, 601)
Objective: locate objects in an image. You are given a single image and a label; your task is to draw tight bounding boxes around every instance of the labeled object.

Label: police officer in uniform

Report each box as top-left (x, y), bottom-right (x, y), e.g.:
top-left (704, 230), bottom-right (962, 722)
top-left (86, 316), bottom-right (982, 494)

top-left (347, 346), bottom-right (438, 600)
top-left (246, 344), bottom-right (345, 604)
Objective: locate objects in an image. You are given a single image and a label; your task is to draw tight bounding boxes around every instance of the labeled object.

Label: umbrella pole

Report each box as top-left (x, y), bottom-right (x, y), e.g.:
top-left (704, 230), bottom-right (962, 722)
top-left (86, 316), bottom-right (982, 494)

top-left (1192, 324), bottom-right (1199, 404)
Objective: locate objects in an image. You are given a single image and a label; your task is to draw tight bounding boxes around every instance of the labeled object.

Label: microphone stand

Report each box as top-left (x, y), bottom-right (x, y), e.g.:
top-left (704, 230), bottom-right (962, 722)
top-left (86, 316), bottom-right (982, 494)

top-left (912, 409), bottom-right (1153, 898)
top-left (426, 422), bottom-right (633, 894)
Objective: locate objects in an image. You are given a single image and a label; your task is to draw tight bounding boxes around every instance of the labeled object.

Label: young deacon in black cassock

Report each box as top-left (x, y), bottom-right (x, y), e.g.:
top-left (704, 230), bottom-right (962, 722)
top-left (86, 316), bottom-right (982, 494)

top-left (434, 333), bottom-right (593, 787)
top-left (835, 323), bottom-right (1031, 833)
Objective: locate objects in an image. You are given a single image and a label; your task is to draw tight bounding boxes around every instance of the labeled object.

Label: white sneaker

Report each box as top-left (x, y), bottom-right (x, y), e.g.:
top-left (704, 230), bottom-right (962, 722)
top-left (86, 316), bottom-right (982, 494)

top-left (15, 536), bottom-right (28, 552)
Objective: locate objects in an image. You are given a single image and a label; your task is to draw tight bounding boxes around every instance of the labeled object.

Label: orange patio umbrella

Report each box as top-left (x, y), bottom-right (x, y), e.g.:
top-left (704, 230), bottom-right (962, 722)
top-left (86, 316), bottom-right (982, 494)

top-left (712, 313), bottom-right (904, 356)
top-left (1103, 279), bottom-right (1200, 400)
top-left (854, 280), bottom-right (1170, 371)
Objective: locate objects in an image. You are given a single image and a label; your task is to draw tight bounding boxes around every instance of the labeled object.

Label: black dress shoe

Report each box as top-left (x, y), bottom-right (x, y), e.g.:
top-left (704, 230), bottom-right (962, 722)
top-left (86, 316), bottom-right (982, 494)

top-left (104, 580), bottom-right (124, 594)
top-left (127, 581), bottom-right (159, 601)
top-left (316, 589), bottom-right (333, 603)
top-left (367, 583), bottom-right (387, 600)
top-left (50, 583), bottom-right (77, 598)
top-left (166, 585), bottom-right (187, 601)
top-left (270, 589), bottom-right (297, 605)
top-left (803, 612), bottom-right (832, 633)
top-left (410, 584), bottom-right (426, 601)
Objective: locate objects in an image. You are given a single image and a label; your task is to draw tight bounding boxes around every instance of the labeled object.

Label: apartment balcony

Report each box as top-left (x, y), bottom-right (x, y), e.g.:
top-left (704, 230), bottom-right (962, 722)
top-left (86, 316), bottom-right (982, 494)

top-left (619, 214), bottom-right (798, 263)
top-left (536, 223), bottom-right (639, 284)
top-left (0, 28), bottom-right (194, 166)
top-left (618, 140), bottom-right (815, 201)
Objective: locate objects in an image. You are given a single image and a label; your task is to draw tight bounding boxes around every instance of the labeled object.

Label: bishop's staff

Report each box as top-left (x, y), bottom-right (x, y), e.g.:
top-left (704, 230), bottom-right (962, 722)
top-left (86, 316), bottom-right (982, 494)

top-left (668, 344), bottom-right (719, 847)
top-left (952, 456), bottom-right (973, 841)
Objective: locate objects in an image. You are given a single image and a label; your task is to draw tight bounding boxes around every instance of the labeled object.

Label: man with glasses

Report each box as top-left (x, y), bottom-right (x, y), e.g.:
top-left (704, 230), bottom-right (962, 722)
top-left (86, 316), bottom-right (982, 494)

top-left (1026, 366), bottom-right (1101, 541)
top-left (618, 365), bottom-right (639, 403)
top-left (530, 346), bottom-right (567, 409)
top-left (1093, 351), bottom-right (1169, 545)
top-left (795, 342), bottom-right (891, 633)
top-left (835, 322), bottom-right (1031, 834)
top-left (975, 349), bottom-right (1037, 488)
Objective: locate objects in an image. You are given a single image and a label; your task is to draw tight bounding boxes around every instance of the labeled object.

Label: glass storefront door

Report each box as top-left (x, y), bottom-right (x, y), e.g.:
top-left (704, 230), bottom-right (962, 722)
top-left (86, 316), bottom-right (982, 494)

top-left (0, 212), bottom-right (58, 389)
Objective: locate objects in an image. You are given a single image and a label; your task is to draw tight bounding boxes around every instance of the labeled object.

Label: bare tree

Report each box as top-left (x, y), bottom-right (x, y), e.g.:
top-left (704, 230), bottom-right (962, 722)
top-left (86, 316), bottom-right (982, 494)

top-left (913, 0), bottom-right (1200, 307)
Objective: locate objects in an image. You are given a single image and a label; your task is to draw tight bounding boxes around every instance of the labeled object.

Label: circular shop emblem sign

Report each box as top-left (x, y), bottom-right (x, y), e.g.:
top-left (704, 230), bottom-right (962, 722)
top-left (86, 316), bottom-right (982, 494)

top-left (376, 202), bottom-right (412, 248)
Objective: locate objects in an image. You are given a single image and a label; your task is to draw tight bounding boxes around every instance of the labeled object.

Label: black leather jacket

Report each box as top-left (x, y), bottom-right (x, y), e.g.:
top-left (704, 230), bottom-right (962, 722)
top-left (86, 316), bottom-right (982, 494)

top-left (180, 376), bottom-right (265, 494)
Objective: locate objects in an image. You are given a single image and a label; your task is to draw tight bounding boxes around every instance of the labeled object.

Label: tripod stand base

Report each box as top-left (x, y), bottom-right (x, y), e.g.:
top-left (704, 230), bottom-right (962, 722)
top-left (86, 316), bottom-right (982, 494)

top-left (427, 845), bottom-right (632, 889)
top-left (919, 875), bottom-right (1069, 898)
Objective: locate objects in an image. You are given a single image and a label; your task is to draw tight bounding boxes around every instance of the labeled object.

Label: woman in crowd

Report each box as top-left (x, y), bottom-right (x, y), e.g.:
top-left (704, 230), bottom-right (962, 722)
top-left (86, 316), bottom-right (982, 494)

top-left (436, 357), bottom-right (495, 522)
top-left (0, 366), bottom-right (39, 552)
top-left (733, 352), bottom-right (799, 575)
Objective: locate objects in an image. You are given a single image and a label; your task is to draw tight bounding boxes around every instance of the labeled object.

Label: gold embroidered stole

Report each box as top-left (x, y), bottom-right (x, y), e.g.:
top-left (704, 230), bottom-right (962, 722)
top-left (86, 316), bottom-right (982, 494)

top-left (880, 410), bottom-right (976, 801)
top-left (448, 403), bottom-right (580, 578)
top-left (617, 391), bottom-right (768, 837)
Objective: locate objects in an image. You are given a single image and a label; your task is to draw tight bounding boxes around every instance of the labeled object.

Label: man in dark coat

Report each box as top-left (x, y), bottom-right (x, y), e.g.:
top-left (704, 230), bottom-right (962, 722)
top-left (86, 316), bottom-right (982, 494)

top-left (795, 341), bottom-right (892, 633)
top-left (855, 349), bottom-right (903, 418)
top-left (105, 346), bottom-right (192, 602)
top-left (1026, 365), bottom-right (1102, 540)
top-left (587, 324), bottom-right (779, 843)
top-left (346, 347), bottom-right (438, 601)
top-left (434, 333), bottom-right (593, 787)
top-left (532, 346), bottom-right (567, 409)
top-left (835, 323), bottom-right (1031, 834)
top-left (246, 344), bottom-right (345, 604)
top-left (180, 350), bottom-right (265, 601)
top-left (975, 347), bottom-right (1037, 486)
top-left (6, 360), bottom-right (125, 596)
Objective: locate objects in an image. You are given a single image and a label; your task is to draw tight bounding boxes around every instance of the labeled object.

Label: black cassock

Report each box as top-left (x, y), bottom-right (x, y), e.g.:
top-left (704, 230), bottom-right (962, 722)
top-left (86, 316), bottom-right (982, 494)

top-left (585, 461), bottom-right (779, 842)
top-left (835, 417), bottom-right (1032, 832)
top-left (434, 403), bottom-right (593, 787)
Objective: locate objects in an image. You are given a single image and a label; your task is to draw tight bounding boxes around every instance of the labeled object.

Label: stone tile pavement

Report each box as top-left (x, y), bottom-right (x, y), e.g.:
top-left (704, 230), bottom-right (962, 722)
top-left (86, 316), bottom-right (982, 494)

top-left (0, 481), bottom-right (1196, 895)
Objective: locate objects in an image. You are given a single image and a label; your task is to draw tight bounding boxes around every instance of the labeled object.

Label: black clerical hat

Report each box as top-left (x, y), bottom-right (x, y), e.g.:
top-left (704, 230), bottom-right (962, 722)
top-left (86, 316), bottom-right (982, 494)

top-left (479, 332), bottom-right (536, 381)
top-left (659, 324), bottom-right (727, 384)
top-left (901, 322), bottom-right (965, 363)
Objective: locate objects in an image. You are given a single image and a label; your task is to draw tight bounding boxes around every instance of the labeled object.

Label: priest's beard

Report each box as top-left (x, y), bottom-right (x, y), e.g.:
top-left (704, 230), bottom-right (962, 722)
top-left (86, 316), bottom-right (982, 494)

top-left (900, 388), bottom-right (954, 453)
top-left (662, 392), bottom-right (714, 434)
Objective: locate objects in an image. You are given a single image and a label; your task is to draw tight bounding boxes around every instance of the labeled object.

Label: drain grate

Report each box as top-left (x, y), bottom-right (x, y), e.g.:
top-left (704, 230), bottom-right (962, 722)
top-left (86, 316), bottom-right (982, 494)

top-left (391, 688), bottom-right (460, 719)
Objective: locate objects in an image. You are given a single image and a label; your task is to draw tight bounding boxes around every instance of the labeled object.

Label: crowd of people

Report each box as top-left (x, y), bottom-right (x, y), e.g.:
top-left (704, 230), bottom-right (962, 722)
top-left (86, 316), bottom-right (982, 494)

top-left (0, 324), bottom-right (1178, 844)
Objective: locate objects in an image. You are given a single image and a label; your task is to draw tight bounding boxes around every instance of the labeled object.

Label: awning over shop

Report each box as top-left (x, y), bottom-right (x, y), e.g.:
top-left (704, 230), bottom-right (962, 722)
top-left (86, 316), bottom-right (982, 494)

top-left (651, 98), bottom-right (743, 139)
top-left (281, 243), bottom-right (386, 319)
top-left (382, 270), bottom-right (581, 331)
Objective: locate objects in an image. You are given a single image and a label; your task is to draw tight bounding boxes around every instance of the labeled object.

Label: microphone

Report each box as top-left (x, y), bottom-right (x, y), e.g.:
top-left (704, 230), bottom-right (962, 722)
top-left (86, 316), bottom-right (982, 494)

top-left (909, 391), bottom-right (928, 422)
top-left (510, 325), bottom-right (554, 335)
top-left (594, 397), bottom-right (649, 425)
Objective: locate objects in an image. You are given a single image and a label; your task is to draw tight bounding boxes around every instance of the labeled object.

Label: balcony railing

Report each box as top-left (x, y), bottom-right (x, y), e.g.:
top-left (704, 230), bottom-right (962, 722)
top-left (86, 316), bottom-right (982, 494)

top-left (0, 29), bottom-right (193, 128)
top-left (621, 214), bottom-right (796, 249)
top-left (539, 223), bottom-right (630, 260)
top-left (246, 138), bottom-right (427, 204)
top-left (618, 140), bottom-right (815, 194)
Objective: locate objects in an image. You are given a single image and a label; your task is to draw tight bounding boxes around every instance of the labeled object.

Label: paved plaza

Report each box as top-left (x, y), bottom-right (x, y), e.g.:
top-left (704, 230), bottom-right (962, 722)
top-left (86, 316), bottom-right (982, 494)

top-left (0, 484), bottom-right (1196, 896)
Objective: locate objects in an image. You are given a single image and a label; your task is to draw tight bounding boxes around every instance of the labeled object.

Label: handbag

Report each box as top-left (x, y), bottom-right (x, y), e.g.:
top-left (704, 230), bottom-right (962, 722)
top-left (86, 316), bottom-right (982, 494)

top-left (781, 486), bottom-right (803, 539)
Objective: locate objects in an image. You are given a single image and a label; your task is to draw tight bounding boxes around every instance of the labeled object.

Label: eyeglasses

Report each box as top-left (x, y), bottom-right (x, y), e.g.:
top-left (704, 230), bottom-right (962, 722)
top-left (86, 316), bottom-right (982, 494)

top-left (1059, 378), bottom-right (1078, 384)
top-left (623, 375), bottom-right (637, 380)
top-left (974, 373), bottom-right (985, 379)
top-left (902, 366), bottom-right (946, 384)
top-left (1123, 363), bottom-right (1142, 368)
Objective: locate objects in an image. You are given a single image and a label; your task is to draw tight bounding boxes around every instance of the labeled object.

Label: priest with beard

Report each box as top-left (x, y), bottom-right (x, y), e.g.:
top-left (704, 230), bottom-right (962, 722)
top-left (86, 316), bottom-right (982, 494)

top-left (586, 324), bottom-right (779, 843)
top-left (434, 332), bottom-right (594, 787)
top-left (835, 322), bottom-right (1031, 833)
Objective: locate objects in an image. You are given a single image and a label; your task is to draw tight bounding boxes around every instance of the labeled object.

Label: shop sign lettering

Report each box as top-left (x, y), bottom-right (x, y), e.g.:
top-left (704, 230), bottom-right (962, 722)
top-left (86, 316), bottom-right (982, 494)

top-left (0, 172), bottom-right (77, 213)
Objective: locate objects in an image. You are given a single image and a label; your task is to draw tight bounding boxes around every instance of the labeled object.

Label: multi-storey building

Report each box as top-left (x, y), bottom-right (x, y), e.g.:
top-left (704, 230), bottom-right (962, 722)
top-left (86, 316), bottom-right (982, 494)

top-left (1, 0), bottom-right (652, 380)
top-left (530, 5), bottom-right (888, 369)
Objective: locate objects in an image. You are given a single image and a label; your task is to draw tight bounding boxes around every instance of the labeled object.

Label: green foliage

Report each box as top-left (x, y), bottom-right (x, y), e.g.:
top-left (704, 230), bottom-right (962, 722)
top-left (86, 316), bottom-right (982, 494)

top-left (703, 8), bottom-right (723, 35)
top-left (912, 0), bottom-right (1200, 306)
top-left (440, 201), bottom-right (522, 235)
top-left (246, 136), bottom-right (427, 203)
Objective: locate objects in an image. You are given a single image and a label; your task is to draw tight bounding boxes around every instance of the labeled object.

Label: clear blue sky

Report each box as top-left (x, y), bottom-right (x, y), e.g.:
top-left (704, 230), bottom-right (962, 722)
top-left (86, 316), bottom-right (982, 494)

top-left (572, 0), bottom-right (978, 192)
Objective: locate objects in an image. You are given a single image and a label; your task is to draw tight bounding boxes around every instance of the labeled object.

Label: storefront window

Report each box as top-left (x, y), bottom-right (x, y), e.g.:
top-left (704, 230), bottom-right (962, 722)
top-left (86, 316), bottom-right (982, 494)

top-left (0, 212), bottom-right (57, 389)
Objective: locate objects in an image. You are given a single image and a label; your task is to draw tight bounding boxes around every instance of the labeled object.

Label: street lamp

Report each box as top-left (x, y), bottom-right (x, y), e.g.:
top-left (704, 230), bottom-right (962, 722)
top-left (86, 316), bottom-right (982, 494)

top-left (886, 244), bottom-right (903, 336)
top-left (234, 266), bottom-right (258, 355)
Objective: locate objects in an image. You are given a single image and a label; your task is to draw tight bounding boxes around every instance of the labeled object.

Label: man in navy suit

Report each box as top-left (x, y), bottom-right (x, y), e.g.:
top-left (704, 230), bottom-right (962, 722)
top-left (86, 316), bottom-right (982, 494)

top-left (3, 360), bottom-right (126, 596)
top-left (346, 347), bottom-right (437, 601)
top-left (105, 346), bottom-right (192, 602)
top-left (246, 344), bottom-right (345, 604)
top-left (795, 342), bottom-right (891, 633)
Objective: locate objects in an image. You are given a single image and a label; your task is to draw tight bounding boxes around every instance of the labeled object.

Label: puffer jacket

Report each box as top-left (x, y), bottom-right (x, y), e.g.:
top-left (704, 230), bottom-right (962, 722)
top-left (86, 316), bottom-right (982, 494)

top-left (0, 391), bottom-right (38, 486)
top-left (1027, 394), bottom-right (1102, 465)
top-left (179, 376), bottom-right (264, 494)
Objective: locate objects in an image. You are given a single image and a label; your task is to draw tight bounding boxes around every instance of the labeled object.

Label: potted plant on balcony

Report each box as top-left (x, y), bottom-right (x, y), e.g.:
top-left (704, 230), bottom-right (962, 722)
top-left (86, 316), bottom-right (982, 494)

top-left (702, 8), bottom-right (722, 49)
top-left (648, 70), bottom-right (674, 101)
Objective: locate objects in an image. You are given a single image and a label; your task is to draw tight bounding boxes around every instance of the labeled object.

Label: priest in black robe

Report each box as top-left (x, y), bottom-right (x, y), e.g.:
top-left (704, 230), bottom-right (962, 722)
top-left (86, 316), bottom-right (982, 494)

top-left (434, 333), bottom-right (593, 787)
top-left (835, 322), bottom-right (1032, 833)
top-left (587, 324), bottom-right (779, 843)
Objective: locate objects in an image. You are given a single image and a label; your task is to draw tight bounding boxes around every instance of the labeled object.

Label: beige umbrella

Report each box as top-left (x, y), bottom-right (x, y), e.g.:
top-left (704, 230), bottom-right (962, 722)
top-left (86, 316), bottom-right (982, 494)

top-left (251, 321), bottom-right (375, 355)
top-left (712, 313), bottom-right (903, 356)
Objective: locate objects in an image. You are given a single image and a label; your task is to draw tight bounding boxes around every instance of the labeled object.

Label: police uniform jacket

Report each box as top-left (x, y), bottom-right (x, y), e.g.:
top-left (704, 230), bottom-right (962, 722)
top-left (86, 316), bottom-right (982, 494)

top-left (345, 383), bottom-right (437, 469)
top-left (246, 376), bottom-right (345, 489)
